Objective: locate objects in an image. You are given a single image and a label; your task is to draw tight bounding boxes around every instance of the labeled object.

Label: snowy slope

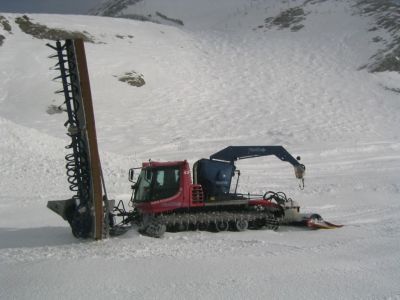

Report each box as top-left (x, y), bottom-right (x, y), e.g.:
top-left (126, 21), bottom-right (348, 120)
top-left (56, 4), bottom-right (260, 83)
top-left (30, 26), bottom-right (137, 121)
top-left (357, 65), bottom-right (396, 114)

top-left (1, 0), bottom-right (400, 299)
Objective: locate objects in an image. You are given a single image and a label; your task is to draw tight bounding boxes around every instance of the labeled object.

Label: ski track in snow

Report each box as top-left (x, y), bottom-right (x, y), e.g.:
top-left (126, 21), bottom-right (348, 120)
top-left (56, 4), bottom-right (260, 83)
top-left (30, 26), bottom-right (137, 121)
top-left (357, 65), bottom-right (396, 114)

top-left (1, 1), bottom-right (400, 299)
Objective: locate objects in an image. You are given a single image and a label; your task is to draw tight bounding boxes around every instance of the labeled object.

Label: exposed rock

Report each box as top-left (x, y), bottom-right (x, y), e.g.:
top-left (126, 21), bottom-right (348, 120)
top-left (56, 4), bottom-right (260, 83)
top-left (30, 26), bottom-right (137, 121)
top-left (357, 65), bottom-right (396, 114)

top-left (15, 15), bottom-right (94, 42)
top-left (264, 7), bottom-right (308, 31)
top-left (116, 71), bottom-right (145, 87)
top-left (0, 15), bottom-right (12, 33)
top-left (156, 12), bottom-right (184, 26)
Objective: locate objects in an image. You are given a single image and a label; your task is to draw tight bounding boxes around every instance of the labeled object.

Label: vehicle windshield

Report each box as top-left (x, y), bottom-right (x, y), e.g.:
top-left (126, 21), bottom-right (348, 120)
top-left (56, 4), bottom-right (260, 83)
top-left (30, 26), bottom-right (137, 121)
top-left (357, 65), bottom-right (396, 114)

top-left (134, 166), bottom-right (181, 202)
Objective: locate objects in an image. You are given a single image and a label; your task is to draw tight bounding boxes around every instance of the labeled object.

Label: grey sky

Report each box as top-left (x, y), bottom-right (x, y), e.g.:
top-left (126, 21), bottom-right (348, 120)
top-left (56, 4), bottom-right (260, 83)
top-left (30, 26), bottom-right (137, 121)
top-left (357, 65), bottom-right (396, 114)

top-left (0, 0), bottom-right (105, 14)
top-left (1, 0), bottom-right (399, 15)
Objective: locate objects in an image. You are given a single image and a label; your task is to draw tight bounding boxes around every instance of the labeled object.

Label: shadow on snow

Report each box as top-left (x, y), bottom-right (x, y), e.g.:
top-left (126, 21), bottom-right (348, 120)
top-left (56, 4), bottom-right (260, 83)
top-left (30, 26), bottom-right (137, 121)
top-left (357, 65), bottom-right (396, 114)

top-left (0, 226), bottom-right (79, 249)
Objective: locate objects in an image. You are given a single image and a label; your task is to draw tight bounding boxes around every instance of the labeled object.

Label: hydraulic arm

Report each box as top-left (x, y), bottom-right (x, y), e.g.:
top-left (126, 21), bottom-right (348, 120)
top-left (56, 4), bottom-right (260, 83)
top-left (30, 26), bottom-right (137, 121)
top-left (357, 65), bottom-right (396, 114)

top-left (210, 146), bottom-right (306, 186)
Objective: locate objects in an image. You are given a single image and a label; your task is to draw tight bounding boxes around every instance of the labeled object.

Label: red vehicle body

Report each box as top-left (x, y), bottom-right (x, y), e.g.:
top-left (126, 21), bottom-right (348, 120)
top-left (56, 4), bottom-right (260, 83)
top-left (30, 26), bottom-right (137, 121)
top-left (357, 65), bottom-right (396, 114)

top-left (123, 152), bottom-right (295, 237)
top-left (133, 160), bottom-right (282, 215)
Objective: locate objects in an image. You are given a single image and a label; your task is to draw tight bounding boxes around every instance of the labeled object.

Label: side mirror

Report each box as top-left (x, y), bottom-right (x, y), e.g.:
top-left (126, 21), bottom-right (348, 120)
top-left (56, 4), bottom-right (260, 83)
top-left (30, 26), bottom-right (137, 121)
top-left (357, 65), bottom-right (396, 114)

top-left (128, 168), bottom-right (135, 183)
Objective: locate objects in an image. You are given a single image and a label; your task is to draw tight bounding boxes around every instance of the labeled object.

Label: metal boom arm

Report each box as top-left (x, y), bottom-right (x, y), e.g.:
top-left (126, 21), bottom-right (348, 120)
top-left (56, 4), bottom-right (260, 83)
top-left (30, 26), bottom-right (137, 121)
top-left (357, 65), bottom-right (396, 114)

top-left (210, 146), bottom-right (301, 166)
top-left (210, 146), bottom-right (305, 187)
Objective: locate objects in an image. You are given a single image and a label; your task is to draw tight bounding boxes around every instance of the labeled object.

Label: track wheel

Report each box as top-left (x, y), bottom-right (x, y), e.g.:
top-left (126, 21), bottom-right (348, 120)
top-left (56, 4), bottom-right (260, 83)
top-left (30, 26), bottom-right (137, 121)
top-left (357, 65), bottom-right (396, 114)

top-left (145, 222), bottom-right (166, 238)
top-left (265, 218), bottom-right (280, 231)
top-left (197, 222), bottom-right (209, 231)
top-left (215, 220), bottom-right (229, 232)
top-left (250, 218), bottom-right (265, 229)
top-left (235, 219), bottom-right (248, 232)
top-left (177, 222), bottom-right (189, 232)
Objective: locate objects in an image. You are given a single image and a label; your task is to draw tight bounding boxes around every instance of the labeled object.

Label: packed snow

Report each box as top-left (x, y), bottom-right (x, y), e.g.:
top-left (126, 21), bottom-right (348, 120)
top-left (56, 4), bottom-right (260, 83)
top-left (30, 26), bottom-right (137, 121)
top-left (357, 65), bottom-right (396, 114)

top-left (1, 0), bottom-right (400, 299)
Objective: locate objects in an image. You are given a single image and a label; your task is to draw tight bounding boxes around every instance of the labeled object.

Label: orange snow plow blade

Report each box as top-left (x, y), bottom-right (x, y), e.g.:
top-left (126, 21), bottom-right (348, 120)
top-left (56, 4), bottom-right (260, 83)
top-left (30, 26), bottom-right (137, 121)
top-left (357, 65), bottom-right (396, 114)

top-left (283, 209), bottom-right (343, 229)
top-left (307, 218), bottom-right (344, 229)
top-left (304, 214), bottom-right (343, 229)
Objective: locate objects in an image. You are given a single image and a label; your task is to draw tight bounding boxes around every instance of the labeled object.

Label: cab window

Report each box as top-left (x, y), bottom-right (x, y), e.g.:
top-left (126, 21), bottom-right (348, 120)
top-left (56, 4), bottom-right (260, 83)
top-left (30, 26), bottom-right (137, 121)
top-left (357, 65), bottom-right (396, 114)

top-left (134, 166), bottom-right (180, 202)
